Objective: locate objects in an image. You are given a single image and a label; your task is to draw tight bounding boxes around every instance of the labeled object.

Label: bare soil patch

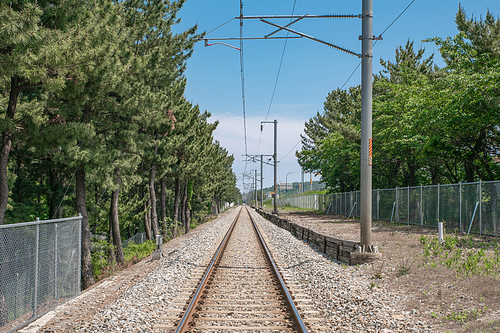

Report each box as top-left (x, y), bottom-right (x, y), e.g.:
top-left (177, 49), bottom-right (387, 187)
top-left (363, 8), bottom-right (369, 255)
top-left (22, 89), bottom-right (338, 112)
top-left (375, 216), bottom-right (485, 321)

top-left (275, 208), bottom-right (500, 333)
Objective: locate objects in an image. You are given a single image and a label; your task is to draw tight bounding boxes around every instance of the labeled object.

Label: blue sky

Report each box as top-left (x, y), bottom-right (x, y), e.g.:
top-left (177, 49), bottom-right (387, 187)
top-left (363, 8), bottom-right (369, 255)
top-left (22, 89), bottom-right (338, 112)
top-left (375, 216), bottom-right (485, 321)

top-left (173, 0), bottom-right (500, 193)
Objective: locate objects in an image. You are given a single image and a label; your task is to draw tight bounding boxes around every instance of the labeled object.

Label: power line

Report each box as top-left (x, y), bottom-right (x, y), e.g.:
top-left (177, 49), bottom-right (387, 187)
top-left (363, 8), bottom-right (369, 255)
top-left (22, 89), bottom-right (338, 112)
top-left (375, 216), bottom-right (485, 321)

top-left (376, 0), bottom-right (416, 45)
top-left (239, 0), bottom-right (247, 158)
top-left (239, 0), bottom-right (248, 191)
top-left (339, 0), bottom-right (417, 90)
top-left (280, 138), bottom-right (301, 162)
top-left (256, 0), bottom-right (297, 155)
top-left (206, 17), bottom-right (235, 35)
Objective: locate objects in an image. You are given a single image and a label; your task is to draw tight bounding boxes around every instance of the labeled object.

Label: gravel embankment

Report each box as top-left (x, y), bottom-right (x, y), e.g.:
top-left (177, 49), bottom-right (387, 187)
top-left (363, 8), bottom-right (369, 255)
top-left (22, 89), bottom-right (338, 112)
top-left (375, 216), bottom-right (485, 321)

top-left (79, 209), bottom-right (241, 332)
top-left (23, 206), bottom-right (435, 332)
top-left (249, 208), bottom-right (433, 332)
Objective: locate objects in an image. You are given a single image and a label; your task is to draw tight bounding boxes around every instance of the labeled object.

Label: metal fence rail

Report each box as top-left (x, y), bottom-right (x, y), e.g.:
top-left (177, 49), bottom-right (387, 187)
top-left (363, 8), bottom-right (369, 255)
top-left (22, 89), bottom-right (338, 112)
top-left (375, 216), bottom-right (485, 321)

top-left (0, 216), bottom-right (82, 333)
top-left (278, 180), bottom-right (500, 236)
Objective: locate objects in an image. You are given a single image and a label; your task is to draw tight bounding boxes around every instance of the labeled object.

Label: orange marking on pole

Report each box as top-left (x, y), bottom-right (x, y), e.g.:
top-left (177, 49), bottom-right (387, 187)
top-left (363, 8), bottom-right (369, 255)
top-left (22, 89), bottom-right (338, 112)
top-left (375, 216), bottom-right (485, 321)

top-left (369, 138), bottom-right (373, 165)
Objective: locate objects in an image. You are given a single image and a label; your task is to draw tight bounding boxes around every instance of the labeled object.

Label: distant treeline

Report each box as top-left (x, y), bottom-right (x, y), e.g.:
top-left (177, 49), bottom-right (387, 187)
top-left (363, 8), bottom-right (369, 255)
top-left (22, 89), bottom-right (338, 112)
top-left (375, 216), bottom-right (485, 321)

top-left (1, 0), bottom-right (240, 288)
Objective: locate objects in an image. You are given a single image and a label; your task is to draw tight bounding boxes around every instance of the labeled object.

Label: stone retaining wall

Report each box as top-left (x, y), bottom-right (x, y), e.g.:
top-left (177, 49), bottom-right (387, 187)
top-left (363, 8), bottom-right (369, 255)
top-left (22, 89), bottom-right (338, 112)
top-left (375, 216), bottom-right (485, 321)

top-left (255, 208), bottom-right (359, 264)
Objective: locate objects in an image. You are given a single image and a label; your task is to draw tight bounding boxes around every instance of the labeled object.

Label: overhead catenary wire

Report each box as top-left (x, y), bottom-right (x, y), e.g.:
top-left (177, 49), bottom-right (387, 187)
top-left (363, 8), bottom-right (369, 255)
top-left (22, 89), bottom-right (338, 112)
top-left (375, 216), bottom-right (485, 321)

top-left (256, 0), bottom-right (298, 155)
top-left (339, 0), bottom-right (417, 90)
top-left (239, 0), bottom-right (249, 190)
top-left (206, 17), bottom-right (236, 35)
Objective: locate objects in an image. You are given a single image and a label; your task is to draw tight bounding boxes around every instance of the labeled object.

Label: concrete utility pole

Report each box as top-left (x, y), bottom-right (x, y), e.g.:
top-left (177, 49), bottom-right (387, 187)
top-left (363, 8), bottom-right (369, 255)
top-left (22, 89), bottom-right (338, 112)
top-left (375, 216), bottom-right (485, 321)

top-left (301, 169), bottom-right (304, 193)
top-left (360, 0), bottom-right (373, 253)
top-left (204, 2), bottom-right (381, 262)
top-left (260, 154), bottom-right (263, 207)
top-left (261, 120), bottom-right (278, 214)
top-left (254, 169), bottom-right (258, 207)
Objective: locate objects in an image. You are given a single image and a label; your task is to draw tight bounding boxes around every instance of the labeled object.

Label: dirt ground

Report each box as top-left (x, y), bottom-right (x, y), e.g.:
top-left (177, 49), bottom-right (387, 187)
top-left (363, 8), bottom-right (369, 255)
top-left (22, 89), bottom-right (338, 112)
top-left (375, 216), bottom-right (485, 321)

top-left (273, 208), bottom-right (500, 333)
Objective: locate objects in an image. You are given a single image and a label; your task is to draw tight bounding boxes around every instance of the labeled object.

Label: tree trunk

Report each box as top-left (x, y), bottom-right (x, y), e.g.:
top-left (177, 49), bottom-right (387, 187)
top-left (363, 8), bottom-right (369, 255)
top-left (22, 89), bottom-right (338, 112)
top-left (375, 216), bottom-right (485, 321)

top-left (161, 176), bottom-right (167, 237)
top-left (75, 168), bottom-right (95, 289)
top-left (0, 76), bottom-right (20, 225)
top-left (110, 168), bottom-right (125, 265)
top-left (144, 191), bottom-right (152, 240)
top-left (465, 160), bottom-right (475, 182)
top-left (149, 164), bottom-right (159, 238)
top-left (147, 195), bottom-right (152, 235)
top-left (181, 183), bottom-right (188, 233)
top-left (16, 151), bottom-right (24, 204)
top-left (173, 178), bottom-right (181, 222)
top-left (407, 163), bottom-right (416, 187)
top-left (107, 218), bottom-right (116, 264)
top-left (49, 168), bottom-right (58, 219)
top-left (185, 206), bottom-right (191, 234)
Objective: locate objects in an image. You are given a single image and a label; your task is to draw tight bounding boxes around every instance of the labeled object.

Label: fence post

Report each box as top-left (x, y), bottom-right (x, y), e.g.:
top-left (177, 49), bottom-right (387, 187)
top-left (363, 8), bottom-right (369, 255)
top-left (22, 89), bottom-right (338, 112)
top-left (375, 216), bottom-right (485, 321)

top-left (479, 180), bottom-right (482, 235)
top-left (459, 182), bottom-right (462, 232)
top-left (54, 223), bottom-right (58, 302)
top-left (33, 217), bottom-right (40, 318)
top-left (396, 187), bottom-right (399, 222)
top-left (377, 189), bottom-right (380, 220)
top-left (407, 185), bottom-right (410, 224)
top-left (420, 185), bottom-right (423, 226)
top-left (437, 184), bottom-right (440, 225)
top-left (78, 213), bottom-right (82, 295)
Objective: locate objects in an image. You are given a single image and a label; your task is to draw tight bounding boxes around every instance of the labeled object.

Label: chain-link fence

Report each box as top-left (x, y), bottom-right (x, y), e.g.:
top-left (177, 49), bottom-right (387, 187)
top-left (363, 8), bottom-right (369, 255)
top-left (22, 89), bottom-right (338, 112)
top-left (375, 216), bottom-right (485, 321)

top-left (0, 216), bottom-right (82, 333)
top-left (122, 233), bottom-right (146, 248)
top-left (278, 180), bottom-right (500, 236)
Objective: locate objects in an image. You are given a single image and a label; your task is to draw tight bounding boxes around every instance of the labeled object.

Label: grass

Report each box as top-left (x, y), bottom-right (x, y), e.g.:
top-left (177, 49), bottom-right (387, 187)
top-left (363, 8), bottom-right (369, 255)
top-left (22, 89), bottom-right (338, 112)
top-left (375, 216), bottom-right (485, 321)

top-left (91, 239), bottom-right (156, 279)
top-left (419, 233), bottom-right (500, 278)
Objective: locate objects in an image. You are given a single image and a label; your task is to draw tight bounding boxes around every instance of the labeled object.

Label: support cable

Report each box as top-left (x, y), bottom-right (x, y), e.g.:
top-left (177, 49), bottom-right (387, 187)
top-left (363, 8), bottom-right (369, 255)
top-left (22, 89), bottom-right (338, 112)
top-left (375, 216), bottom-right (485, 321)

top-left (339, 0), bottom-right (416, 89)
top-left (206, 17), bottom-right (236, 35)
top-left (51, 169), bottom-right (77, 219)
top-left (280, 138), bottom-right (302, 162)
top-left (239, 0), bottom-right (249, 191)
top-left (256, 0), bottom-right (297, 155)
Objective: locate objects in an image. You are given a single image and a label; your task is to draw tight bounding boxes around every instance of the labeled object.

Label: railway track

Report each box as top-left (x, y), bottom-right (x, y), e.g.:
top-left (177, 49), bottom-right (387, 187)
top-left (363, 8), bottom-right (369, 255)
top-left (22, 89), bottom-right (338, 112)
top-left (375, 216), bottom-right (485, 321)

top-left (171, 205), bottom-right (309, 333)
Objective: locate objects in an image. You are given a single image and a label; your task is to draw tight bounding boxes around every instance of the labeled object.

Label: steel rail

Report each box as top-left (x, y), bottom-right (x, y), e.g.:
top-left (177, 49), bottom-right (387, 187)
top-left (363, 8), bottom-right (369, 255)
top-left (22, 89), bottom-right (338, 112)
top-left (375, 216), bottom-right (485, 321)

top-left (246, 206), bottom-right (309, 333)
top-left (174, 206), bottom-right (242, 333)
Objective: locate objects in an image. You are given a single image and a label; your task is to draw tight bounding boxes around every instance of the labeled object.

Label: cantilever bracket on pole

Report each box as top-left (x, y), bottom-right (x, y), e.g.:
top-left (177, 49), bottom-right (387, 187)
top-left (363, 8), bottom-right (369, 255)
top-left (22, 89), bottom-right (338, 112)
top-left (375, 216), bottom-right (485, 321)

top-left (260, 19), bottom-right (360, 57)
top-left (265, 15), bottom-right (308, 38)
top-left (243, 154), bottom-right (274, 167)
top-left (198, 13), bottom-right (362, 58)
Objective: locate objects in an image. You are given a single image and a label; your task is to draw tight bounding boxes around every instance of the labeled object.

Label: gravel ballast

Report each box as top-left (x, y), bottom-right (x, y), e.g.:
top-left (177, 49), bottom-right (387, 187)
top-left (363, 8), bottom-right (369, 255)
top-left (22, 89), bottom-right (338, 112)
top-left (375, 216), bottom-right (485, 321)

top-left (21, 206), bottom-right (435, 332)
top-left (248, 208), bottom-right (433, 332)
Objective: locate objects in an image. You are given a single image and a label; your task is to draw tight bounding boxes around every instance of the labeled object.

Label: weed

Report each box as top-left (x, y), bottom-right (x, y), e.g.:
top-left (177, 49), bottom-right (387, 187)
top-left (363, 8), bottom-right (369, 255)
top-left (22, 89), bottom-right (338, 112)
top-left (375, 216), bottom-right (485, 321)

top-left (372, 261), bottom-right (385, 279)
top-left (457, 249), bottom-right (485, 276)
top-left (444, 309), bottom-right (484, 322)
top-left (369, 282), bottom-right (378, 289)
top-left (397, 259), bottom-right (412, 277)
top-left (444, 311), bottom-right (467, 322)
top-left (430, 311), bottom-right (438, 318)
